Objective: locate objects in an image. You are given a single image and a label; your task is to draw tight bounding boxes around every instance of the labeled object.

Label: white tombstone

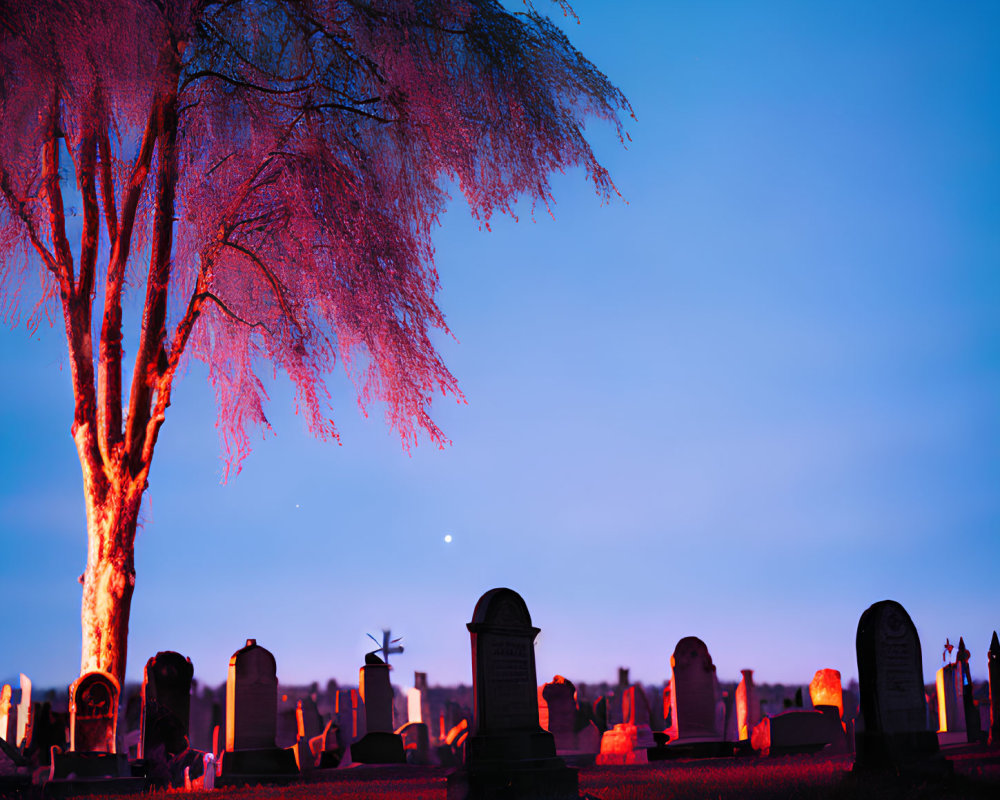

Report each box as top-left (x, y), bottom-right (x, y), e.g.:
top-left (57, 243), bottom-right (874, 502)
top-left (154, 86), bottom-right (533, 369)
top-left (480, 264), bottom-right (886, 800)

top-left (936, 663), bottom-right (964, 733)
top-left (407, 687), bottom-right (423, 724)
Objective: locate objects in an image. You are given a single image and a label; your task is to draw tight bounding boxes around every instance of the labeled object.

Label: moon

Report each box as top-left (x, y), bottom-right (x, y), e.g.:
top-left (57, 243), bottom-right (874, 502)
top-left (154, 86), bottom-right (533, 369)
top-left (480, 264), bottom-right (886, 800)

top-left (443, 534), bottom-right (453, 543)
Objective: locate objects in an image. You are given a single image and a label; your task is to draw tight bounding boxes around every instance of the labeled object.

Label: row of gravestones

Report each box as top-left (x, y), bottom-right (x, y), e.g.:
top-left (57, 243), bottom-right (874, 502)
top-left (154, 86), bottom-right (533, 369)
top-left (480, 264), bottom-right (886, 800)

top-left (3, 592), bottom-right (999, 800)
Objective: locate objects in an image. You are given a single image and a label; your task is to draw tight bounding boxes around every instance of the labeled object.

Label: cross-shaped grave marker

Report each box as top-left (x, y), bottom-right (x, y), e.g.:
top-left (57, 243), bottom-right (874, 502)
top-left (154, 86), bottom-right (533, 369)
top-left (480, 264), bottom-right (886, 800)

top-left (367, 629), bottom-right (404, 666)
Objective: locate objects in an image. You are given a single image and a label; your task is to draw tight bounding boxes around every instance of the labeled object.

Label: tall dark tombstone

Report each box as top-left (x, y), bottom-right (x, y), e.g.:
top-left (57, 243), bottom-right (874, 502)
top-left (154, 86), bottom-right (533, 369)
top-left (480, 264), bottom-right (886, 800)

top-left (218, 639), bottom-right (297, 785)
top-left (989, 631), bottom-right (1000, 747)
top-left (446, 587), bottom-right (578, 800)
top-left (139, 651), bottom-right (194, 760)
top-left (854, 600), bottom-right (943, 770)
top-left (955, 637), bottom-right (983, 744)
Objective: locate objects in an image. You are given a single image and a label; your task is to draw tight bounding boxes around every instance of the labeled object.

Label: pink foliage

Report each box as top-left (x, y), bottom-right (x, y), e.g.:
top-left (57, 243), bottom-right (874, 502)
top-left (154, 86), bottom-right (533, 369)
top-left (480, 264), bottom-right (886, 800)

top-left (0, 0), bottom-right (630, 475)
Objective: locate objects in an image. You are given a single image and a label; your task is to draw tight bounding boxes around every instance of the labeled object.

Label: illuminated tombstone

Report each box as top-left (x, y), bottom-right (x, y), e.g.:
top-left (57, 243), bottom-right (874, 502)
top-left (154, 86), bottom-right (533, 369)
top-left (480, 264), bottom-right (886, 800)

top-left (935, 661), bottom-right (963, 733)
top-left (543, 675), bottom-right (601, 756)
top-left (735, 669), bottom-right (759, 741)
top-left (854, 600), bottom-right (943, 770)
top-left (15, 674), bottom-right (31, 748)
top-left (407, 671), bottom-right (429, 725)
top-left (139, 650), bottom-right (194, 760)
top-left (809, 669), bottom-right (844, 720)
top-left (218, 639), bottom-right (297, 785)
top-left (665, 637), bottom-right (724, 744)
top-left (350, 653), bottom-right (405, 763)
top-left (0, 684), bottom-right (11, 742)
top-left (446, 587), bottom-right (578, 800)
top-left (69, 671), bottom-right (119, 753)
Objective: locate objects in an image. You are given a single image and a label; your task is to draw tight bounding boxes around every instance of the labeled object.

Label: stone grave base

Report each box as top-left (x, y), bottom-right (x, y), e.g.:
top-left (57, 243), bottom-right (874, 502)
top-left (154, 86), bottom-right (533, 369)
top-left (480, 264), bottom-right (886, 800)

top-left (351, 731), bottom-right (406, 764)
top-left (447, 758), bottom-right (579, 800)
top-left (854, 730), bottom-right (951, 776)
top-left (216, 746), bottom-right (299, 787)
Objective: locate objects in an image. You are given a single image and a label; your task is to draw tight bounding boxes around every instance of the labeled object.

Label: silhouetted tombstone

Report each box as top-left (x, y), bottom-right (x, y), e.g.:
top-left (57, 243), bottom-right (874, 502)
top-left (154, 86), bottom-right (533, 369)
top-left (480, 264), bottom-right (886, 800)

top-left (956, 637), bottom-right (983, 743)
top-left (70, 672), bottom-right (119, 753)
top-left (139, 651), bottom-right (194, 760)
top-left (750, 706), bottom-right (843, 756)
top-left (351, 653), bottom-right (405, 763)
top-left (399, 721), bottom-right (431, 764)
top-left (809, 669), bottom-right (843, 720)
top-left (447, 588), bottom-right (578, 800)
top-left (666, 637), bottom-right (724, 744)
top-left (989, 631), bottom-right (1000, 746)
top-left (218, 639), bottom-right (297, 785)
top-left (855, 600), bottom-right (942, 770)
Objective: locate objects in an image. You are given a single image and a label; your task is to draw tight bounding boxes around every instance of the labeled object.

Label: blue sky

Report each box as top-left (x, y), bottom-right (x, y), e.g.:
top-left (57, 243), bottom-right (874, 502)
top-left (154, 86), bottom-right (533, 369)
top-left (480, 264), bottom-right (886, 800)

top-left (1, 0), bottom-right (998, 694)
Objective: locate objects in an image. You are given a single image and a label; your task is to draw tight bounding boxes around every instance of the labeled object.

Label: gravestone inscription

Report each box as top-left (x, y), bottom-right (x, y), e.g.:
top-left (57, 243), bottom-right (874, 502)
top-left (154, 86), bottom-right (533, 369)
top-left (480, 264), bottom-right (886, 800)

top-left (447, 588), bottom-right (578, 800)
top-left (855, 599), bottom-right (942, 769)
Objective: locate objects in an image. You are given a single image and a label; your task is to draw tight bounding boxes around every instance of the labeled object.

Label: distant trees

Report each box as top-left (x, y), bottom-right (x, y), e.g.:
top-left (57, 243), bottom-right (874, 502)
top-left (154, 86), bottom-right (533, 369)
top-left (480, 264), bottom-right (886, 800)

top-left (0, 0), bottom-right (629, 688)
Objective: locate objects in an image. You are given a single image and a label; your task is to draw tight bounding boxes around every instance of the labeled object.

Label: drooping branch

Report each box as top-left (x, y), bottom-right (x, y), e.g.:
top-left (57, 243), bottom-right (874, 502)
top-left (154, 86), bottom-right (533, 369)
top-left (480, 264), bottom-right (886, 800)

top-left (41, 96), bottom-right (75, 291)
top-left (97, 125), bottom-right (118, 243)
top-left (221, 239), bottom-right (304, 335)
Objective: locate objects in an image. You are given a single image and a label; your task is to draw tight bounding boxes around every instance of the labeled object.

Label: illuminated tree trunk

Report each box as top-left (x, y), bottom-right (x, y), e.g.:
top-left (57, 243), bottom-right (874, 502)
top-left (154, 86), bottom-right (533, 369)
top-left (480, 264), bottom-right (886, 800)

top-left (78, 467), bottom-right (141, 687)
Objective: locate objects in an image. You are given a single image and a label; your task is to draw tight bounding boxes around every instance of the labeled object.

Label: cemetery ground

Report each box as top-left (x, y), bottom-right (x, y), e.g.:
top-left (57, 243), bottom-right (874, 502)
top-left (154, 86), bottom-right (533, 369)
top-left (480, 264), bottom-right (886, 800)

top-left (39, 752), bottom-right (1000, 800)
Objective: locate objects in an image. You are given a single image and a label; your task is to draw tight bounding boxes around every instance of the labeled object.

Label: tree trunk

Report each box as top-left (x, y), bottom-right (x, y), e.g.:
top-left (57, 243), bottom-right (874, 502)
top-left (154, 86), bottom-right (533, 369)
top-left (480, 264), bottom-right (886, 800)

top-left (77, 437), bottom-right (142, 689)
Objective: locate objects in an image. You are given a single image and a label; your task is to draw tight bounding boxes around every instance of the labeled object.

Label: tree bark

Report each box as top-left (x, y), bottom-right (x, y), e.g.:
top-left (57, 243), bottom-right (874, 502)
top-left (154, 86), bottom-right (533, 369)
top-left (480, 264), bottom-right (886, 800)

top-left (78, 458), bottom-right (142, 687)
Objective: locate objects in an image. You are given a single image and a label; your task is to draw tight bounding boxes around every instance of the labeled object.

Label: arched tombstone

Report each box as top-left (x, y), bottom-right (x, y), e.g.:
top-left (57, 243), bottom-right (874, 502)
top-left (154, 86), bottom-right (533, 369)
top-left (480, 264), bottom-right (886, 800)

top-left (218, 639), bottom-right (297, 785)
top-left (70, 671), bottom-right (119, 753)
top-left (666, 637), bottom-right (724, 745)
top-left (446, 588), bottom-right (578, 800)
top-left (854, 600), bottom-right (944, 770)
top-left (139, 651), bottom-right (194, 760)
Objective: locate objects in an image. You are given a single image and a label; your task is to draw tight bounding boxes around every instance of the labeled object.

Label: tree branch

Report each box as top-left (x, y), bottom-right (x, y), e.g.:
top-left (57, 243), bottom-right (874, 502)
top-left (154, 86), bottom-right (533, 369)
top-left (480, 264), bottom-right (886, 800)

top-left (221, 239), bottom-right (303, 335)
top-left (126, 92), bottom-right (179, 475)
top-left (97, 102), bottom-right (159, 461)
top-left (97, 125), bottom-right (118, 243)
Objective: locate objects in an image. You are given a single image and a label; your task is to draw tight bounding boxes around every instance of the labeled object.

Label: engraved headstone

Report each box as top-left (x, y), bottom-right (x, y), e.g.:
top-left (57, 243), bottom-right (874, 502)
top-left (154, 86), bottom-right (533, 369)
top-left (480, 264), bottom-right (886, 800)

top-left (666, 637), bottom-right (723, 743)
top-left (70, 671), bottom-right (119, 753)
top-left (855, 599), bottom-right (941, 769)
top-left (140, 651), bottom-right (194, 760)
top-left (447, 588), bottom-right (578, 800)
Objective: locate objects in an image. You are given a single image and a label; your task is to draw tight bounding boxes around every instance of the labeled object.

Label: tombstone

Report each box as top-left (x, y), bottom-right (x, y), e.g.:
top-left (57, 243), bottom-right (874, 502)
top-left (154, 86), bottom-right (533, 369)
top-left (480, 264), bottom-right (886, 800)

top-left (309, 719), bottom-right (342, 769)
top-left (218, 639), bottom-right (297, 785)
top-left (407, 671), bottom-right (431, 727)
top-left (70, 672), bottom-right (119, 753)
top-left (735, 669), bottom-right (758, 741)
top-left (335, 689), bottom-right (366, 751)
top-left (350, 654), bottom-right (405, 764)
top-left (0, 685), bottom-right (11, 744)
top-left (665, 637), bottom-right (724, 745)
top-left (14, 675), bottom-right (31, 750)
top-left (936, 662), bottom-right (963, 734)
top-left (447, 588), bottom-right (578, 800)
top-left (541, 676), bottom-right (600, 760)
top-left (622, 686), bottom-right (655, 748)
top-left (750, 706), bottom-right (843, 756)
top-left (854, 600), bottom-right (943, 770)
top-left (398, 721), bottom-right (432, 764)
top-left (989, 631), bottom-right (1000, 746)
top-left (139, 651), bottom-right (194, 762)
top-left (809, 669), bottom-right (844, 720)
top-left (956, 637), bottom-right (983, 744)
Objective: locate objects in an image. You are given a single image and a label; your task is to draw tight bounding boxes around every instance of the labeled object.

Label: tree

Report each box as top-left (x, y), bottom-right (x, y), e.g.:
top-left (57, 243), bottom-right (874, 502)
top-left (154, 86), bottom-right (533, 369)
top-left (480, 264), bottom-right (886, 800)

top-left (0, 0), bottom-right (629, 689)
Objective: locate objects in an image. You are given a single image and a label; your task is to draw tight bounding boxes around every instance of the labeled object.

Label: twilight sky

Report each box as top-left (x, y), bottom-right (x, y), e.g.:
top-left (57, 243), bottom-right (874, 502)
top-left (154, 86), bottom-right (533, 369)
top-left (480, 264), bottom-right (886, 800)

top-left (1, 0), bottom-right (998, 694)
